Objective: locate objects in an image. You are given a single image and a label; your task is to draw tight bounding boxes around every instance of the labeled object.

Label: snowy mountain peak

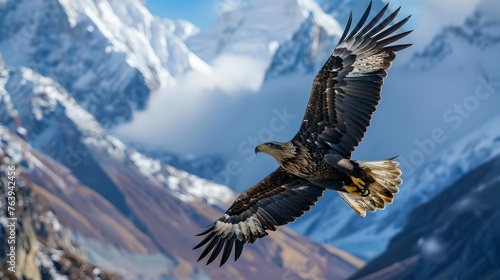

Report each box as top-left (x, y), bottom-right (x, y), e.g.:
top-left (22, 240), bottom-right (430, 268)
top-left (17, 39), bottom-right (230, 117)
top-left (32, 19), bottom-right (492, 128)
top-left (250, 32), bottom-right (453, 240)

top-left (266, 0), bottom-right (411, 79)
top-left (187, 0), bottom-right (342, 64)
top-left (265, 8), bottom-right (341, 79)
top-left (0, 0), bottom-right (208, 127)
top-left (163, 18), bottom-right (200, 41)
top-left (407, 0), bottom-right (500, 71)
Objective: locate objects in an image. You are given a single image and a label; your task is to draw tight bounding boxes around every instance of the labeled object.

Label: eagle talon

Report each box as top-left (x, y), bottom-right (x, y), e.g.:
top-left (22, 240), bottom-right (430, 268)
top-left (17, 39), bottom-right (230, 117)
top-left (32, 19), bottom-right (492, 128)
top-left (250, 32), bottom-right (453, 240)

top-left (350, 177), bottom-right (366, 189)
top-left (361, 188), bottom-right (370, 197)
top-left (344, 177), bottom-right (370, 197)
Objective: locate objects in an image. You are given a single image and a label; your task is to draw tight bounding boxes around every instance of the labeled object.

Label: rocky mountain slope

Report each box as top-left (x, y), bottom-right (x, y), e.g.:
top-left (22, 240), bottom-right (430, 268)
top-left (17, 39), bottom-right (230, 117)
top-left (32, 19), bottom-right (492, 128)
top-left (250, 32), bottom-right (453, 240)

top-left (0, 150), bottom-right (121, 280)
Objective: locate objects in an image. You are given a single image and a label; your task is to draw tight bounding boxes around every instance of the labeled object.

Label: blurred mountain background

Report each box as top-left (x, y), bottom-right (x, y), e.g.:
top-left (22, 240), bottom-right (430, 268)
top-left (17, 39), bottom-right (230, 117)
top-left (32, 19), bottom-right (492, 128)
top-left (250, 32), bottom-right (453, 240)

top-left (0, 0), bottom-right (499, 279)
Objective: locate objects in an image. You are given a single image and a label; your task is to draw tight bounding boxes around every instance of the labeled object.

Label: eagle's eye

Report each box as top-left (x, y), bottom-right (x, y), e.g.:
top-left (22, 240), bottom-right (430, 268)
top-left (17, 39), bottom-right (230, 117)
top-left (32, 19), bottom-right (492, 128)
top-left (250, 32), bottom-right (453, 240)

top-left (266, 143), bottom-right (273, 148)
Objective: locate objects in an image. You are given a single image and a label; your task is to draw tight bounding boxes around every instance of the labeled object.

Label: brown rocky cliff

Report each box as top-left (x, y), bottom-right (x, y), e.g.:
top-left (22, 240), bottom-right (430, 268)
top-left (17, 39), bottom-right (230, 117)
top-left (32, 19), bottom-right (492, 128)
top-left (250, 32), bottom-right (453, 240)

top-left (0, 154), bottom-right (121, 280)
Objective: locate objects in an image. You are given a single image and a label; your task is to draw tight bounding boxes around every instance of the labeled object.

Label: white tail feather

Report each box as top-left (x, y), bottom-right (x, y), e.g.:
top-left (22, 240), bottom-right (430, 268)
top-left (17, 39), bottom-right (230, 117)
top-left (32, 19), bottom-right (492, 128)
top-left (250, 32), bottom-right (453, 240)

top-left (338, 159), bottom-right (403, 217)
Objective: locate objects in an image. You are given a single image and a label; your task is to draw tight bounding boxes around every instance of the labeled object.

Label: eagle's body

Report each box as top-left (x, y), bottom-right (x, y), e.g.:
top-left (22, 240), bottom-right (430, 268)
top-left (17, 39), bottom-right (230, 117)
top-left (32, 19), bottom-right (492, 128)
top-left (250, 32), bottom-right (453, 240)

top-left (194, 1), bottom-right (411, 267)
top-left (259, 140), bottom-right (349, 184)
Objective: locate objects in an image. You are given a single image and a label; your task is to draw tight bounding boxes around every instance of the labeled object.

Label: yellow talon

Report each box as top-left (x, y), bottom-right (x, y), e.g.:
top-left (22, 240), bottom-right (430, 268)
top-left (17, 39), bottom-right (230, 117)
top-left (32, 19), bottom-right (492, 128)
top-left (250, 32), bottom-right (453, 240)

top-left (344, 177), bottom-right (369, 197)
top-left (344, 185), bottom-right (362, 195)
top-left (351, 177), bottom-right (365, 189)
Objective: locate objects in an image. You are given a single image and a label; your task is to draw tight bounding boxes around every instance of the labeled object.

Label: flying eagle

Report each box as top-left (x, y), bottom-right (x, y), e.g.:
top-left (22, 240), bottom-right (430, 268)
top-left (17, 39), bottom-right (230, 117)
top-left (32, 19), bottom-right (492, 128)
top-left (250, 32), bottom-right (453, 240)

top-left (194, 2), bottom-right (411, 266)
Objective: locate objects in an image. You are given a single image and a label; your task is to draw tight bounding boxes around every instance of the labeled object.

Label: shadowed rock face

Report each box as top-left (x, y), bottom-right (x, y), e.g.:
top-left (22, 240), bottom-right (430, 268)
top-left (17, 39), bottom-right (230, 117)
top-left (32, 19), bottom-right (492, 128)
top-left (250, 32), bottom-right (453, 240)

top-left (0, 155), bottom-right (122, 280)
top-left (350, 155), bottom-right (500, 280)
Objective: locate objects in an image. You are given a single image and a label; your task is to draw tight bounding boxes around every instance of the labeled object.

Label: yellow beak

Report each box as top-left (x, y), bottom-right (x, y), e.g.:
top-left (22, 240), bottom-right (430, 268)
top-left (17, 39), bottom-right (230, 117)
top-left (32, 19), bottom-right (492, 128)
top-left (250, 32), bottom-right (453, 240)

top-left (255, 144), bottom-right (270, 154)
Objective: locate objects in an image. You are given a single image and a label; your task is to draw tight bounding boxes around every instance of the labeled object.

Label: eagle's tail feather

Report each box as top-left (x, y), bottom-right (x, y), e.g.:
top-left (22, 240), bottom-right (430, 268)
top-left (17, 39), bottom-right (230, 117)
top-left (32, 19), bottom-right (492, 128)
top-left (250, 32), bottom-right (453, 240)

top-left (338, 159), bottom-right (402, 217)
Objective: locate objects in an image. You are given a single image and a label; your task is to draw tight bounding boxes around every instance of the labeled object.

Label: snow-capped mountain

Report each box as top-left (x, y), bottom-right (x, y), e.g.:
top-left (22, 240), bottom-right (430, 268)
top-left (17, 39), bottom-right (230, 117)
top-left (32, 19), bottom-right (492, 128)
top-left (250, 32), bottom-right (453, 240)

top-left (187, 0), bottom-right (342, 66)
top-left (0, 0), bottom-right (208, 127)
top-left (266, 0), bottom-right (409, 79)
top-left (265, 11), bottom-right (339, 79)
top-left (407, 0), bottom-right (500, 71)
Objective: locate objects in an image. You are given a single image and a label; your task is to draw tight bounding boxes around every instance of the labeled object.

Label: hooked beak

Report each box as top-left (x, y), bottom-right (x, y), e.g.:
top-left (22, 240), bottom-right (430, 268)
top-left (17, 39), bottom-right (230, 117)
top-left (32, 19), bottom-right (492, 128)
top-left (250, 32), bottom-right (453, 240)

top-left (255, 144), bottom-right (269, 154)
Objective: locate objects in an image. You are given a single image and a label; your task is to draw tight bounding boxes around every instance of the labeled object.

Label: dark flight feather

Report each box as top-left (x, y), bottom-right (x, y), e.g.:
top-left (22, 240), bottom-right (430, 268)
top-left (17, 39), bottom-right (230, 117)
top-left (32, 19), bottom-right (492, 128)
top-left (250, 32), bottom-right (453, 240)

top-left (193, 168), bottom-right (324, 266)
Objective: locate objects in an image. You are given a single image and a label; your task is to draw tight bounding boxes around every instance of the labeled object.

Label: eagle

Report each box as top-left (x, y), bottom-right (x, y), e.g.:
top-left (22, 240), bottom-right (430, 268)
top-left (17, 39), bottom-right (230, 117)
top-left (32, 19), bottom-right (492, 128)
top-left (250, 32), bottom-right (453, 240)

top-left (194, 2), bottom-right (411, 266)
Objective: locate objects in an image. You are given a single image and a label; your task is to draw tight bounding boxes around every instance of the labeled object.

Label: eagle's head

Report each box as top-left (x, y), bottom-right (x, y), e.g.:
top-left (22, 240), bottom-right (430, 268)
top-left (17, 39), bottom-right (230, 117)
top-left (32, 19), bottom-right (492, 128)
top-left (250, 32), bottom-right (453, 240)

top-left (255, 141), bottom-right (297, 163)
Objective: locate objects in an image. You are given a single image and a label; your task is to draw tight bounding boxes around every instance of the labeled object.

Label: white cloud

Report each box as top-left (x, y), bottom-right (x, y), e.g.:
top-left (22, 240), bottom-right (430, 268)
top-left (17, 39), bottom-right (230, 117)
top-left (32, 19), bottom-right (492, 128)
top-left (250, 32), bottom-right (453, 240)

top-left (113, 54), bottom-right (269, 155)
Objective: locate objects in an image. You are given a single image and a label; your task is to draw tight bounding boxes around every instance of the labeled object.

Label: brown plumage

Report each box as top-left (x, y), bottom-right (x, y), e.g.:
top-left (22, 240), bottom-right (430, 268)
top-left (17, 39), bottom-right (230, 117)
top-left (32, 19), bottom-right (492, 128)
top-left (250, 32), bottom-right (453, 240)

top-left (194, 1), bottom-right (410, 266)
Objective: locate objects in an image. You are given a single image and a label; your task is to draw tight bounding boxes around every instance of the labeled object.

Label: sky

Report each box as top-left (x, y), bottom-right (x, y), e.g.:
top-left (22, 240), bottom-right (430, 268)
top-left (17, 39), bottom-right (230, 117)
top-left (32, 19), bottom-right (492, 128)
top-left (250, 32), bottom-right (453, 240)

top-left (146, 0), bottom-right (224, 29)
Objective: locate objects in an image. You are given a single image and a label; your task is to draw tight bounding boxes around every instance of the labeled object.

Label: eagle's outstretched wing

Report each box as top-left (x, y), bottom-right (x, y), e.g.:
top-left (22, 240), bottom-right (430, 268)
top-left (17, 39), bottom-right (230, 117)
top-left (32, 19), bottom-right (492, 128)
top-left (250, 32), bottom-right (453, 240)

top-left (294, 2), bottom-right (412, 158)
top-left (193, 168), bottom-right (325, 266)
